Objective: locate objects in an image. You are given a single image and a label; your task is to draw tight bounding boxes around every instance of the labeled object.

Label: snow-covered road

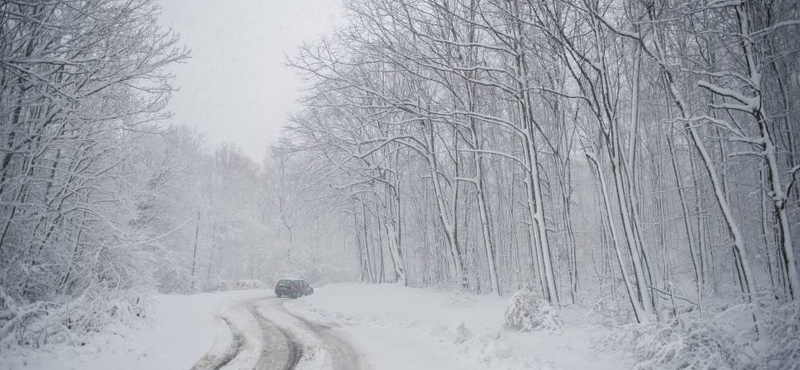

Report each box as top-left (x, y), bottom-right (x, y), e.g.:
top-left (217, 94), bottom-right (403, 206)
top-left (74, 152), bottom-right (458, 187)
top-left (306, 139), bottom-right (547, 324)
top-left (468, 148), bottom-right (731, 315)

top-left (3, 285), bottom-right (630, 370)
top-left (192, 295), bottom-right (365, 370)
top-left (241, 297), bottom-right (303, 370)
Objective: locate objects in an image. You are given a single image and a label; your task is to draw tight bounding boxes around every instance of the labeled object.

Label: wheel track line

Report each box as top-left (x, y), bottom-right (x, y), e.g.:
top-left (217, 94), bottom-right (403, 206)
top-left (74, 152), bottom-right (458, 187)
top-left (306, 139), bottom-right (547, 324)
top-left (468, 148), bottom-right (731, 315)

top-left (275, 300), bottom-right (364, 370)
top-left (190, 317), bottom-right (246, 370)
top-left (246, 298), bottom-right (302, 370)
top-left (192, 296), bottom-right (362, 370)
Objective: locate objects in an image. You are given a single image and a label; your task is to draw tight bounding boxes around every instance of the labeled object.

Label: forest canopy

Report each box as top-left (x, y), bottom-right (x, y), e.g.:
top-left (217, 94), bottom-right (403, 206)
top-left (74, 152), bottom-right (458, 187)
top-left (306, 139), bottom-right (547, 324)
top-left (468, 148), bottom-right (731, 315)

top-left (1, 0), bottom-right (799, 366)
top-left (287, 0), bottom-right (800, 321)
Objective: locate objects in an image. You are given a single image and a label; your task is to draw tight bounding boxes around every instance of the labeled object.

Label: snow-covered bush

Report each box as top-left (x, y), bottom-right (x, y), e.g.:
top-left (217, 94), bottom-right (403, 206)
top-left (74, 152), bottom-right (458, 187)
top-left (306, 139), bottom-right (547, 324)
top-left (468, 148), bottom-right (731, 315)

top-left (151, 246), bottom-right (195, 294)
top-left (1, 285), bottom-right (151, 349)
top-left (757, 301), bottom-right (800, 370)
top-left (596, 296), bottom-right (800, 370)
top-left (588, 297), bottom-right (631, 327)
top-left (453, 321), bottom-right (472, 344)
top-left (601, 298), bottom-right (800, 370)
top-left (503, 291), bottom-right (562, 333)
top-left (204, 279), bottom-right (267, 292)
top-left (627, 320), bottom-right (745, 370)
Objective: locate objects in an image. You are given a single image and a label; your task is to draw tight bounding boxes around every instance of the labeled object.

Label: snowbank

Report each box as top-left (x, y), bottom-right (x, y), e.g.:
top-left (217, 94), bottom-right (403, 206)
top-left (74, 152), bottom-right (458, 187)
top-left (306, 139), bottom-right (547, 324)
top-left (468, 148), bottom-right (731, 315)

top-left (204, 279), bottom-right (269, 292)
top-left (285, 283), bottom-right (631, 370)
top-left (1, 290), bottom-right (265, 370)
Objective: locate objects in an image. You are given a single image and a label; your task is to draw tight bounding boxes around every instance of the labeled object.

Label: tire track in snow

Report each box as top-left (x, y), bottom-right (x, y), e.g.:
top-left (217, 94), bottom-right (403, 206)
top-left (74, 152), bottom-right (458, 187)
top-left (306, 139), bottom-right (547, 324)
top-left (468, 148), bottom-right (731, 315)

top-left (192, 295), bottom-right (362, 370)
top-left (257, 298), bottom-right (364, 370)
top-left (244, 297), bottom-right (303, 370)
top-left (276, 327), bottom-right (302, 370)
top-left (277, 305), bottom-right (362, 370)
top-left (190, 317), bottom-right (246, 370)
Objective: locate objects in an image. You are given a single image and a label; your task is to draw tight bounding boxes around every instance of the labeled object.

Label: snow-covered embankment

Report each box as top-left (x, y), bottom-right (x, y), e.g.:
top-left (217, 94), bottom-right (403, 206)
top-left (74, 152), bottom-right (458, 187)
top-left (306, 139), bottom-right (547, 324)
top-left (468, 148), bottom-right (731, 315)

top-left (1, 290), bottom-right (267, 370)
top-left (285, 283), bottom-right (631, 370)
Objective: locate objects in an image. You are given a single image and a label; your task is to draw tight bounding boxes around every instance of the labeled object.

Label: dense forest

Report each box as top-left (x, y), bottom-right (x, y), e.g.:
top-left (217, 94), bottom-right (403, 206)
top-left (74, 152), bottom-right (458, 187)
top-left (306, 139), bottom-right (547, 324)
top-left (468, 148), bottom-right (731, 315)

top-left (0, 0), bottom-right (350, 347)
top-left (287, 0), bottom-right (800, 315)
top-left (2, 0), bottom-right (799, 365)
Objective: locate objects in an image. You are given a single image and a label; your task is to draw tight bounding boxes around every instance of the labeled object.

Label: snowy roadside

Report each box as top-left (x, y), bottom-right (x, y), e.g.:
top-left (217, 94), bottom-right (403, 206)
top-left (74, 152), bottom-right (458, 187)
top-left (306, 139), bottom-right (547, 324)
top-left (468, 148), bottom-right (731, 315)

top-left (3, 285), bottom-right (634, 370)
top-left (285, 283), bottom-right (632, 370)
top-left (0, 290), bottom-right (266, 370)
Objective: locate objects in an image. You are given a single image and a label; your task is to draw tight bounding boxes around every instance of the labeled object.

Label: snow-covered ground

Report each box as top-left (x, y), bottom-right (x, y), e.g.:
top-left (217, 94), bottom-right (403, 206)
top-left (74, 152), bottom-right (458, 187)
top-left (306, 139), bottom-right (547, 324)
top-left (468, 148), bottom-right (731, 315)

top-left (2, 284), bottom-right (632, 370)
top-left (287, 283), bottom-right (631, 370)
top-left (0, 290), bottom-right (266, 370)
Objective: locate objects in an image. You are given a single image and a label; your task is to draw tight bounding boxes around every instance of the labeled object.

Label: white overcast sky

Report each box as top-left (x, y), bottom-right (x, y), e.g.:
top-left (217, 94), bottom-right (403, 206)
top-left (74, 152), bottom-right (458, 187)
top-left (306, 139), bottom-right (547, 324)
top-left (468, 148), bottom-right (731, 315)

top-left (158, 0), bottom-right (343, 161)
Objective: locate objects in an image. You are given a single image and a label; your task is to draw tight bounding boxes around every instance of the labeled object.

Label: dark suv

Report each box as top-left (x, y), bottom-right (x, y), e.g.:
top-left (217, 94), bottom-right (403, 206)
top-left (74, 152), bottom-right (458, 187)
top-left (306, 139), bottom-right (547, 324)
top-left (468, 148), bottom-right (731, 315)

top-left (274, 278), bottom-right (314, 298)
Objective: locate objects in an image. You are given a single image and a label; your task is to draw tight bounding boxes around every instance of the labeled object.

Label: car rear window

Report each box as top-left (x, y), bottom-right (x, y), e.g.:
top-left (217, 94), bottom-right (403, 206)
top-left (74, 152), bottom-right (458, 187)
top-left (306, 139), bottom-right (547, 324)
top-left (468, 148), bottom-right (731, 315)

top-left (278, 279), bottom-right (291, 285)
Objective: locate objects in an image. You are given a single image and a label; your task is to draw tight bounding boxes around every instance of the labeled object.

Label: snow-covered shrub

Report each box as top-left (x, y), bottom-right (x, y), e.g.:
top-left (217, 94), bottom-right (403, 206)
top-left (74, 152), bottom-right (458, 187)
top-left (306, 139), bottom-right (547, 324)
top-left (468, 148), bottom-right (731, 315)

top-left (600, 300), bottom-right (765, 370)
top-left (453, 321), bottom-right (472, 344)
top-left (230, 280), bottom-right (268, 290)
top-left (152, 246), bottom-right (195, 294)
top-left (503, 291), bottom-right (562, 333)
top-left (588, 297), bottom-right (630, 327)
top-left (1, 285), bottom-right (151, 349)
top-left (598, 297), bottom-right (800, 370)
top-left (203, 279), bottom-right (267, 292)
top-left (757, 301), bottom-right (800, 370)
top-left (630, 320), bottom-right (745, 370)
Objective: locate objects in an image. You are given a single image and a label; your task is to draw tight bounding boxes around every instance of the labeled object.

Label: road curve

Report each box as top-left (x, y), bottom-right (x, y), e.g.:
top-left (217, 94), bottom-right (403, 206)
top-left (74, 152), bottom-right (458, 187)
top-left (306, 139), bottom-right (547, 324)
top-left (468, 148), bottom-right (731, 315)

top-left (193, 295), bottom-right (363, 370)
top-left (271, 300), bottom-right (363, 370)
top-left (242, 297), bottom-right (303, 370)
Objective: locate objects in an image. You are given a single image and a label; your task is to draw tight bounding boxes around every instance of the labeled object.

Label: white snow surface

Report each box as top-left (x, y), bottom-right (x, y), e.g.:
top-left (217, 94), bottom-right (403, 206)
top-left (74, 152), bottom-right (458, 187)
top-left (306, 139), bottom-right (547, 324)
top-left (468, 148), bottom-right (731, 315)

top-left (286, 283), bottom-right (631, 370)
top-left (2, 284), bottom-right (632, 370)
top-left (0, 290), bottom-right (266, 370)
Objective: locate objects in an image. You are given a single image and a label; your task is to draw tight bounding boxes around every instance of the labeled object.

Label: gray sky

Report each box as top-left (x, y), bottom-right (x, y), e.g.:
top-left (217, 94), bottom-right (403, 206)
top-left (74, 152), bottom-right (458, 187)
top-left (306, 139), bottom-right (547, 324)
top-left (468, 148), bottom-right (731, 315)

top-left (158, 0), bottom-right (343, 161)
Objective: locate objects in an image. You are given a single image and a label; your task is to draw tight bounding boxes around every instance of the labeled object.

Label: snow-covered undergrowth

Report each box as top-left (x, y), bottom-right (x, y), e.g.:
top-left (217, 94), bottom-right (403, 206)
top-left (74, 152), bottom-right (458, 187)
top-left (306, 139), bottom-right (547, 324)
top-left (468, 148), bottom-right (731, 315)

top-left (0, 285), bottom-right (151, 350)
top-left (286, 283), bottom-right (630, 370)
top-left (203, 279), bottom-right (269, 292)
top-left (0, 290), bottom-right (265, 370)
top-left (759, 301), bottom-right (800, 369)
top-left (601, 297), bottom-right (800, 370)
top-left (503, 291), bottom-right (562, 334)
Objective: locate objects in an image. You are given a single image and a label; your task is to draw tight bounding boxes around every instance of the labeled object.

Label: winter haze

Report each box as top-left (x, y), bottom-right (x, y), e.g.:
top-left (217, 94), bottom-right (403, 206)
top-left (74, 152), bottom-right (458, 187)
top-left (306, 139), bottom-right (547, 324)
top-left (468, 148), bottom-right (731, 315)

top-left (1, 1), bottom-right (799, 370)
top-left (157, 0), bottom-right (343, 160)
